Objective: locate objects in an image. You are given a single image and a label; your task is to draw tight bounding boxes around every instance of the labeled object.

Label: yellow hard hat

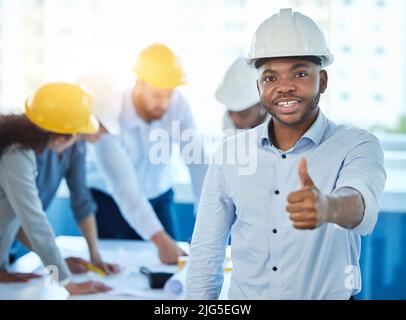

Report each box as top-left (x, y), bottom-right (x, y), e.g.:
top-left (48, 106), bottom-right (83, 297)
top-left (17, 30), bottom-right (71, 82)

top-left (133, 43), bottom-right (186, 90)
top-left (25, 82), bottom-right (99, 134)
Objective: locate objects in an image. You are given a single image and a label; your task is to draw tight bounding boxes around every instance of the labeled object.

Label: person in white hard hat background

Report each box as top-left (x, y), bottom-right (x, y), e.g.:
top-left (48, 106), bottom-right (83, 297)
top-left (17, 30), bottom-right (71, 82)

top-left (11, 73), bottom-right (122, 276)
top-left (87, 43), bottom-right (208, 264)
top-left (77, 72), bottom-right (122, 140)
top-left (186, 8), bottom-right (385, 299)
top-left (215, 57), bottom-right (268, 133)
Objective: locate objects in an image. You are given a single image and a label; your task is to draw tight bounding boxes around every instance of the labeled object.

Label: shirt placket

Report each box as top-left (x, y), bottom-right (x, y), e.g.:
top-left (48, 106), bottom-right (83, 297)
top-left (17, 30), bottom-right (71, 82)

top-left (267, 145), bottom-right (292, 294)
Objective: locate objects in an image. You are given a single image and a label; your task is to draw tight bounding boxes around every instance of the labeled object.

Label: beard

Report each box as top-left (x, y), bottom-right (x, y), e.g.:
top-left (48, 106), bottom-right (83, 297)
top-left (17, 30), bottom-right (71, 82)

top-left (139, 94), bottom-right (166, 121)
top-left (261, 91), bottom-right (321, 127)
top-left (147, 108), bottom-right (166, 121)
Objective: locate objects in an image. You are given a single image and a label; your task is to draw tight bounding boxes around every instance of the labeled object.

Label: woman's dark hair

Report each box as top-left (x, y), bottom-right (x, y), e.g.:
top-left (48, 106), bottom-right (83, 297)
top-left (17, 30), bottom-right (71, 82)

top-left (0, 114), bottom-right (53, 156)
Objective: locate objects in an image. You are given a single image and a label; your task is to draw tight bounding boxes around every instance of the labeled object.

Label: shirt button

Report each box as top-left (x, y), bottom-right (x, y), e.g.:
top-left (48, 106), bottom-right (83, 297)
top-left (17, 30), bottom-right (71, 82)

top-left (273, 267), bottom-right (278, 272)
top-left (274, 190), bottom-right (280, 195)
top-left (281, 154), bottom-right (287, 159)
top-left (273, 229), bottom-right (278, 234)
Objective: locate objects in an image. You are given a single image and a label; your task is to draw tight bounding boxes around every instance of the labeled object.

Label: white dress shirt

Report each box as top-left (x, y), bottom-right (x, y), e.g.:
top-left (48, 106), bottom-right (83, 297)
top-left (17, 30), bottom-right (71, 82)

top-left (88, 87), bottom-right (207, 239)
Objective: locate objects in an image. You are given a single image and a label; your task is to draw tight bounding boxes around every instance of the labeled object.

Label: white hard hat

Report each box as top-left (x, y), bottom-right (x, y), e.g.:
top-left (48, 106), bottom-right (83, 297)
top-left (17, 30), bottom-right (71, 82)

top-left (76, 72), bottom-right (122, 134)
top-left (215, 57), bottom-right (260, 112)
top-left (247, 8), bottom-right (333, 68)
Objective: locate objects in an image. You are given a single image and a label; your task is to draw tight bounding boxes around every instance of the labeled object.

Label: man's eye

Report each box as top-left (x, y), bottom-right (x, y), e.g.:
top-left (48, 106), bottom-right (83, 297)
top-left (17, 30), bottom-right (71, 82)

top-left (296, 72), bottom-right (308, 78)
top-left (263, 76), bottom-right (276, 82)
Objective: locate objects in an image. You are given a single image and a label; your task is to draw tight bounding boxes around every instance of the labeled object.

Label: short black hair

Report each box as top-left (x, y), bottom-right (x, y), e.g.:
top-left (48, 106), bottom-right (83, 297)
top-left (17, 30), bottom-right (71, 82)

top-left (254, 56), bottom-right (322, 69)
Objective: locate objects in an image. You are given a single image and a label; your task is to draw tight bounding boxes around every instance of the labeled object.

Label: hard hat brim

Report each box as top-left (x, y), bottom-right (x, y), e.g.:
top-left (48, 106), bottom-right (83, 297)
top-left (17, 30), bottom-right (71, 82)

top-left (247, 54), bottom-right (334, 68)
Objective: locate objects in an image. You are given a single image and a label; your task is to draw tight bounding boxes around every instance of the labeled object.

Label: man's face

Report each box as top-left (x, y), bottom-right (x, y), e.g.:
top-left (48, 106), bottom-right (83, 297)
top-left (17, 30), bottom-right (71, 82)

top-left (137, 81), bottom-right (174, 121)
top-left (228, 103), bottom-right (265, 130)
top-left (257, 58), bottom-right (327, 127)
top-left (81, 125), bottom-right (108, 143)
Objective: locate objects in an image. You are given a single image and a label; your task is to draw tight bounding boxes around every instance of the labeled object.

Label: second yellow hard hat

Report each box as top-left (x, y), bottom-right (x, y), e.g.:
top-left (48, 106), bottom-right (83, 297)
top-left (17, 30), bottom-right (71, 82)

top-left (133, 43), bottom-right (186, 90)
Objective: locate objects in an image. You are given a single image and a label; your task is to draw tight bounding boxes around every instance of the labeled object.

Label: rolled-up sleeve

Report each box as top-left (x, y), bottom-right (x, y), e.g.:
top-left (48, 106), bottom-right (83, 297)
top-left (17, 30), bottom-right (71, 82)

top-left (90, 134), bottom-right (163, 240)
top-left (333, 133), bottom-right (386, 236)
top-left (185, 154), bottom-right (235, 300)
top-left (66, 142), bottom-right (97, 222)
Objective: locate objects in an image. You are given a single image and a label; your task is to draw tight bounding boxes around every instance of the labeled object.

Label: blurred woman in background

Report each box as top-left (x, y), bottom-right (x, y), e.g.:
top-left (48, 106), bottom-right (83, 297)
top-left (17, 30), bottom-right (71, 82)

top-left (0, 83), bottom-right (111, 295)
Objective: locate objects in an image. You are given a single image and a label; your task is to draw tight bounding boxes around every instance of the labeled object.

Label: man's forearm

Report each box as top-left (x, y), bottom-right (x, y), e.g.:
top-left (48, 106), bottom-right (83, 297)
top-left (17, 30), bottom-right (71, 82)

top-left (325, 187), bottom-right (365, 229)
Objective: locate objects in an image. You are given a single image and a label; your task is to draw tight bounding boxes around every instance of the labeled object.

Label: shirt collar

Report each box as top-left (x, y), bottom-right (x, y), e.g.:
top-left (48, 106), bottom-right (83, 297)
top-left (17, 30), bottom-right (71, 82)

top-left (300, 110), bottom-right (328, 147)
top-left (258, 110), bottom-right (328, 151)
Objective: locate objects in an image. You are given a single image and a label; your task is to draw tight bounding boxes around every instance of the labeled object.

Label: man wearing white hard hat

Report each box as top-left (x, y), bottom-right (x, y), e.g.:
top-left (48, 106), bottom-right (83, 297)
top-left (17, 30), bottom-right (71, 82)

top-left (13, 73), bottom-right (123, 276)
top-left (186, 8), bottom-right (385, 299)
top-left (216, 57), bottom-right (268, 132)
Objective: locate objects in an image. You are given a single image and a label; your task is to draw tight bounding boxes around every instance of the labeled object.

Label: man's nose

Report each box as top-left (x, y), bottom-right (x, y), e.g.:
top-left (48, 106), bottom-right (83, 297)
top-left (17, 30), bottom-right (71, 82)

top-left (276, 78), bottom-right (296, 94)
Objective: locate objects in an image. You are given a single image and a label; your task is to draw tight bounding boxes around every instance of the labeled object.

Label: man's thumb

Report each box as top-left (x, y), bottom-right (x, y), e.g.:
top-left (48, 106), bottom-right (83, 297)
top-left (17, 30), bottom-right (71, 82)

top-left (298, 158), bottom-right (314, 188)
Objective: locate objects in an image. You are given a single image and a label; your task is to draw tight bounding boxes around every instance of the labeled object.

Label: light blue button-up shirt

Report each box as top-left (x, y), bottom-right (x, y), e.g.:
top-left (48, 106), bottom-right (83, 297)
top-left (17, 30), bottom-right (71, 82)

top-left (88, 87), bottom-right (208, 239)
top-left (186, 111), bottom-right (386, 300)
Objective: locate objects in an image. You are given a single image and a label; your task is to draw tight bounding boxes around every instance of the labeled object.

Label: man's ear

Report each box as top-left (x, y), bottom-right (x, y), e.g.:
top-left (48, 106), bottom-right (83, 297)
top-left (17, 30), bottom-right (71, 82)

top-left (319, 70), bottom-right (328, 94)
top-left (134, 79), bottom-right (144, 95)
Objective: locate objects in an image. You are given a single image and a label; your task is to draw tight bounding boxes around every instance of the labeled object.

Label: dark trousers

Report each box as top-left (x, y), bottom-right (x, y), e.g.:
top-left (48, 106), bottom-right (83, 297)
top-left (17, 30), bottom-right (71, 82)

top-left (90, 188), bottom-right (177, 240)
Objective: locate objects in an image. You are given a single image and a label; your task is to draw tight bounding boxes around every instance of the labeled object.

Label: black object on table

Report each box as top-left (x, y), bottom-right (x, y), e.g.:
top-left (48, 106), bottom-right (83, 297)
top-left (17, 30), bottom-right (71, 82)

top-left (139, 266), bottom-right (174, 289)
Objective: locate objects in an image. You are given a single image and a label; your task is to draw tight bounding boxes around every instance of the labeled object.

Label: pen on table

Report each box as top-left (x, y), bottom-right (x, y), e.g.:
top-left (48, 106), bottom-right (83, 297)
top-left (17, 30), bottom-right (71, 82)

top-left (81, 262), bottom-right (107, 276)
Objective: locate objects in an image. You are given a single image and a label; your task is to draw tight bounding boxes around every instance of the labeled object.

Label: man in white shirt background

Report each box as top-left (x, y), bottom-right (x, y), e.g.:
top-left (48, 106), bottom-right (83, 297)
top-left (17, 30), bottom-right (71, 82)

top-left (88, 43), bottom-right (208, 264)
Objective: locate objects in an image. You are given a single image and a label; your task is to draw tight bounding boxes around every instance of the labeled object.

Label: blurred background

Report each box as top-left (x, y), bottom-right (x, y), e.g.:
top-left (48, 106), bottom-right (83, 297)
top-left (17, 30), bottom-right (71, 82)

top-left (1, 0), bottom-right (405, 299)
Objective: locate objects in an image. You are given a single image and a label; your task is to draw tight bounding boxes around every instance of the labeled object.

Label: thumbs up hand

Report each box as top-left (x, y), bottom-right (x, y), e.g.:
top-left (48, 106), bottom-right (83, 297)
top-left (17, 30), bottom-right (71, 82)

top-left (298, 157), bottom-right (315, 189)
top-left (286, 158), bottom-right (329, 229)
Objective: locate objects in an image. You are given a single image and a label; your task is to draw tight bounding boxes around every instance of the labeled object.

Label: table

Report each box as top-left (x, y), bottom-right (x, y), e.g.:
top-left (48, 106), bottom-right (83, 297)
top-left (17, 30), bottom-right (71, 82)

top-left (1, 236), bottom-right (231, 300)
